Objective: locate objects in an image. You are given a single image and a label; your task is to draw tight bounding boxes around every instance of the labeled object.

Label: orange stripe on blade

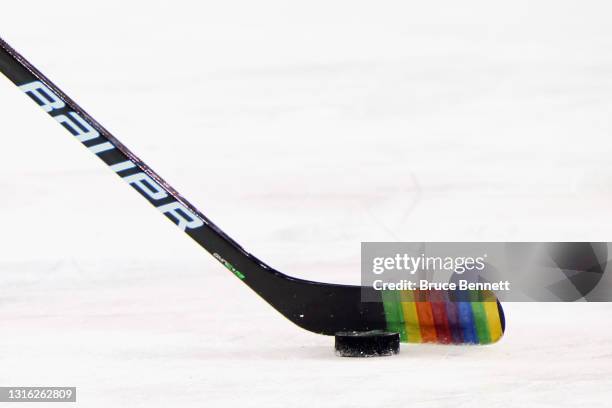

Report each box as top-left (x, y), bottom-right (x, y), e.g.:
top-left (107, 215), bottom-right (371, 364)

top-left (415, 290), bottom-right (438, 343)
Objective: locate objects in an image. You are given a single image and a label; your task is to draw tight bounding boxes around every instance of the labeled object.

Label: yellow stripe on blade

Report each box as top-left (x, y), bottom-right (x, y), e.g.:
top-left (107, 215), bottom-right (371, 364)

top-left (399, 290), bottom-right (422, 343)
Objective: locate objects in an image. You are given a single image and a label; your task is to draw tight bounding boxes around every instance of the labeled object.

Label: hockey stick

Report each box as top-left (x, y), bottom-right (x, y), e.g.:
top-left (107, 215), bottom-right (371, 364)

top-left (0, 36), bottom-right (504, 345)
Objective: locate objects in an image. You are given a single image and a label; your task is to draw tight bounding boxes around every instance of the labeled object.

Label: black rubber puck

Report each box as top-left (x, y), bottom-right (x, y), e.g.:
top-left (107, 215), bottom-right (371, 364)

top-left (334, 330), bottom-right (400, 357)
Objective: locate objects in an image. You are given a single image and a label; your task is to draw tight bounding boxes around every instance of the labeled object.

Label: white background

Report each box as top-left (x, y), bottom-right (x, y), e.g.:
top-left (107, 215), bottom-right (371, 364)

top-left (1, 1), bottom-right (611, 407)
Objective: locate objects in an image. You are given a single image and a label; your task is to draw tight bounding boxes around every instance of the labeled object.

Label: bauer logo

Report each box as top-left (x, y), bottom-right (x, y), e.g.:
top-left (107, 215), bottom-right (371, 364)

top-left (19, 80), bottom-right (204, 232)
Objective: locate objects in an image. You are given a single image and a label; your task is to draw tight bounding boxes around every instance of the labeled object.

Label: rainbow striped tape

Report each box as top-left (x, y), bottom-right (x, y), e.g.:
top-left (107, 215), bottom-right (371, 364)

top-left (382, 289), bottom-right (505, 344)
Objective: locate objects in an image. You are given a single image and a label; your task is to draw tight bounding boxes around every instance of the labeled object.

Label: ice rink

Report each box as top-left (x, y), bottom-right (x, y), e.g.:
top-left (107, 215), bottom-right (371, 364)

top-left (1, 1), bottom-right (611, 406)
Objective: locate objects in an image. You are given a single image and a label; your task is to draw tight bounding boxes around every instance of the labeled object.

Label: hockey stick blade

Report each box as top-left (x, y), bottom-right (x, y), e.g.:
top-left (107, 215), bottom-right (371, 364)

top-left (0, 36), bottom-right (504, 344)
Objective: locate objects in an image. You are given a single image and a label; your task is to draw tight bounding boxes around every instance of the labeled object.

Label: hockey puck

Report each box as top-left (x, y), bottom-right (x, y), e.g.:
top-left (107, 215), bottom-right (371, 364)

top-left (334, 330), bottom-right (400, 357)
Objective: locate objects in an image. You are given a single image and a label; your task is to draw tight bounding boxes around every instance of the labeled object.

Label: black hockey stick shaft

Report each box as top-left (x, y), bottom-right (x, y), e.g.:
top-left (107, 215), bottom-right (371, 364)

top-left (0, 36), bottom-right (389, 337)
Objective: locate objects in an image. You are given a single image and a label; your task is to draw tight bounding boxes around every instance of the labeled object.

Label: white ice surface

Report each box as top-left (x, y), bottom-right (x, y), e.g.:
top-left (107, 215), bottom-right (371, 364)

top-left (1, 1), bottom-right (612, 407)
